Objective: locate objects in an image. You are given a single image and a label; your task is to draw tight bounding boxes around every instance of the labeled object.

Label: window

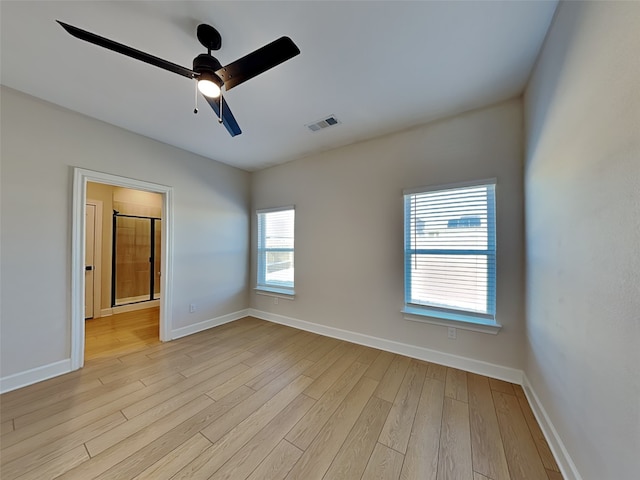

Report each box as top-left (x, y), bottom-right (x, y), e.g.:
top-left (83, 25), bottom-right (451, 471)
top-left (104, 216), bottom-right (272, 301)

top-left (403, 180), bottom-right (496, 325)
top-left (257, 207), bottom-right (295, 294)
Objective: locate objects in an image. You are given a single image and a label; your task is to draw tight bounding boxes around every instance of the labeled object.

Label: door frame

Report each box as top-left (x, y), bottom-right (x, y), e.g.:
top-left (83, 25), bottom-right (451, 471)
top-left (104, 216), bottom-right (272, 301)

top-left (71, 168), bottom-right (173, 370)
top-left (85, 199), bottom-right (103, 319)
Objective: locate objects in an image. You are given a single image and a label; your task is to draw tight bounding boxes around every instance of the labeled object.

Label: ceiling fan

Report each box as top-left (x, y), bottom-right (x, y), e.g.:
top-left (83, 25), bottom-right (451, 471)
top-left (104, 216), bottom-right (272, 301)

top-left (57, 20), bottom-right (300, 137)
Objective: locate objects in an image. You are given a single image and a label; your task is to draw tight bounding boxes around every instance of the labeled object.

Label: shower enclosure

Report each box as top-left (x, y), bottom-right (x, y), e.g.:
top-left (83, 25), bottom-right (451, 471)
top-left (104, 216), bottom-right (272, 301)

top-left (111, 211), bottom-right (161, 307)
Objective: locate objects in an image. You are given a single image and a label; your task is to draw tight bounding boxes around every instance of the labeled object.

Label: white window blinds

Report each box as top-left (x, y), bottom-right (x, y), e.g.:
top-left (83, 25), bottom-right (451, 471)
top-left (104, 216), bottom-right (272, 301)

top-left (404, 182), bottom-right (496, 321)
top-left (257, 207), bottom-right (295, 292)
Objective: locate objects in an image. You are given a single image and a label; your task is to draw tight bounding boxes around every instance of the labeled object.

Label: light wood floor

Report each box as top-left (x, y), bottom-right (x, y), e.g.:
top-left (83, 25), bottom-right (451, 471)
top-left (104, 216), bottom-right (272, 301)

top-left (0, 312), bottom-right (563, 480)
top-left (85, 307), bottom-right (160, 361)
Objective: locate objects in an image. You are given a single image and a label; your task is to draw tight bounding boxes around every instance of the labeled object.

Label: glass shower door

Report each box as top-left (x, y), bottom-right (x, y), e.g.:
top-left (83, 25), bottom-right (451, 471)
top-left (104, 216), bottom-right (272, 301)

top-left (112, 214), bottom-right (161, 307)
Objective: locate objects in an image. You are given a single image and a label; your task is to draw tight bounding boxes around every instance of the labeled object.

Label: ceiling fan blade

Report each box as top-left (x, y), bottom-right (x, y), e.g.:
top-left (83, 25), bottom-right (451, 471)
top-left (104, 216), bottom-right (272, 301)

top-left (215, 37), bottom-right (300, 91)
top-left (203, 95), bottom-right (242, 137)
top-left (57, 20), bottom-right (196, 79)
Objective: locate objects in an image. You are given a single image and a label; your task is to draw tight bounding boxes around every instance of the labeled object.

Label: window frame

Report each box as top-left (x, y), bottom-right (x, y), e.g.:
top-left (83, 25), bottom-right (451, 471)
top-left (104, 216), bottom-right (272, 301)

top-left (402, 179), bottom-right (501, 333)
top-left (256, 206), bottom-right (295, 296)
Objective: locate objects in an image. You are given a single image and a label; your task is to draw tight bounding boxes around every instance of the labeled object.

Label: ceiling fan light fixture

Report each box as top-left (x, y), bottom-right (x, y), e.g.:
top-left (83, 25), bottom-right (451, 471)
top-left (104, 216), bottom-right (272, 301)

top-left (197, 72), bottom-right (221, 98)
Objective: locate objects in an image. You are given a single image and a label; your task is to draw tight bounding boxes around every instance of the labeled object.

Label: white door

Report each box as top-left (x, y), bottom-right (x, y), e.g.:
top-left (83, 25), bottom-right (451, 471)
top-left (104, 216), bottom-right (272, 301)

top-left (85, 204), bottom-right (96, 319)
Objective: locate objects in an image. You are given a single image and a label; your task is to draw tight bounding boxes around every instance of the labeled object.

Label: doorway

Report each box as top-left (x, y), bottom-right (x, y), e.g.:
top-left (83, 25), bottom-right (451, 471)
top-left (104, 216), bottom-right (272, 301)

top-left (72, 168), bottom-right (173, 370)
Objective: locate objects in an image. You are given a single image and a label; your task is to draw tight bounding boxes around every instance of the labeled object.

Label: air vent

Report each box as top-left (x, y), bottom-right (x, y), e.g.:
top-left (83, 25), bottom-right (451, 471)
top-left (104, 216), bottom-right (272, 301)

top-left (306, 115), bottom-right (341, 132)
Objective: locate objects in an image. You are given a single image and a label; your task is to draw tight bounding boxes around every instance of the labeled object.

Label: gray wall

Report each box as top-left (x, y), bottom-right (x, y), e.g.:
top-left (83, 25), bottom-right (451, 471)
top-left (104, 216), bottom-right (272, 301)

top-left (251, 99), bottom-right (526, 371)
top-left (0, 86), bottom-right (250, 378)
top-left (524, 2), bottom-right (640, 479)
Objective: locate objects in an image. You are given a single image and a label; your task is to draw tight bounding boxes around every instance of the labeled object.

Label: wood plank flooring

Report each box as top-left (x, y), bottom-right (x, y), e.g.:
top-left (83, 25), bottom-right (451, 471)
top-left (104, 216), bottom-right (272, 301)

top-left (0, 312), bottom-right (562, 480)
top-left (84, 307), bottom-right (160, 361)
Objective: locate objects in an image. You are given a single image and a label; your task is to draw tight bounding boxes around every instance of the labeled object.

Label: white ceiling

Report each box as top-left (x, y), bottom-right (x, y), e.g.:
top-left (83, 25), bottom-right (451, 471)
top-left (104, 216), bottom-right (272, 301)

top-left (1, 1), bottom-right (557, 171)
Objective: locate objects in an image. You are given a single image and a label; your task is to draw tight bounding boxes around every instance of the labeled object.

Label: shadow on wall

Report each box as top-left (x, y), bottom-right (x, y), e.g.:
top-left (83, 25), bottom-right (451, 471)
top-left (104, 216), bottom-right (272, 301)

top-left (524, 6), bottom-right (580, 173)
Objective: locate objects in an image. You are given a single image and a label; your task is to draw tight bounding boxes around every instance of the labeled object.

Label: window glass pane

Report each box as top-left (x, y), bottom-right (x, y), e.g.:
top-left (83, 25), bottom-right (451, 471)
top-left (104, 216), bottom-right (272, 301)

top-left (410, 186), bottom-right (489, 251)
top-left (266, 251), bottom-right (294, 286)
top-left (257, 208), bottom-right (295, 290)
top-left (404, 183), bottom-right (496, 319)
top-left (409, 254), bottom-right (489, 313)
top-left (264, 210), bottom-right (294, 249)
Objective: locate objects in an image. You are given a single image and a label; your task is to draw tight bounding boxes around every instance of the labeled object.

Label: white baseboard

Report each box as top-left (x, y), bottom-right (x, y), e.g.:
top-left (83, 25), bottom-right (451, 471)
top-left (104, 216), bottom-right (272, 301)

top-left (99, 301), bottom-right (160, 318)
top-left (0, 359), bottom-right (72, 394)
top-left (115, 294), bottom-right (161, 305)
top-left (112, 300), bottom-right (160, 315)
top-left (248, 309), bottom-right (522, 384)
top-left (522, 374), bottom-right (583, 480)
top-left (1, 308), bottom-right (249, 393)
top-left (170, 309), bottom-right (251, 340)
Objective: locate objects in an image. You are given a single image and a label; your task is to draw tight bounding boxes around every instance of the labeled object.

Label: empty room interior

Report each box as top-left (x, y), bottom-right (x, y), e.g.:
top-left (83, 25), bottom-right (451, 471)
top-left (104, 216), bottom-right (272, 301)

top-left (0, 2), bottom-right (638, 480)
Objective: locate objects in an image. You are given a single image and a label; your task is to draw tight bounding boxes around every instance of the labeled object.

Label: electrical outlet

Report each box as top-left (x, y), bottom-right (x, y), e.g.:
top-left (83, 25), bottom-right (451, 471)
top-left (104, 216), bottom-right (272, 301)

top-left (447, 327), bottom-right (457, 339)
top-left (274, 297), bottom-right (279, 305)
top-left (189, 303), bottom-right (196, 313)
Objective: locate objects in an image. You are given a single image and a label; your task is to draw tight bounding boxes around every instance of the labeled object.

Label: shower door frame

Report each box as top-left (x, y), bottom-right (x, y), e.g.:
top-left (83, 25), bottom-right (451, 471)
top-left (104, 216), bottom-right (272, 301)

top-left (111, 212), bottom-right (162, 307)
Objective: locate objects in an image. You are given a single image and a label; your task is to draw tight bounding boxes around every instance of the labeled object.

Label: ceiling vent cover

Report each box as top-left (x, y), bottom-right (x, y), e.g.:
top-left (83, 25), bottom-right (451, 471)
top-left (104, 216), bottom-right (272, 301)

top-left (306, 115), bottom-right (341, 132)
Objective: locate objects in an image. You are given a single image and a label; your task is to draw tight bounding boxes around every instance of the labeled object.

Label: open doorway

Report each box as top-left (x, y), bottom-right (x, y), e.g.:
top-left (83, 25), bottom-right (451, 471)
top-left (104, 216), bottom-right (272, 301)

top-left (71, 168), bottom-right (173, 370)
top-left (84, 182), bottom-right (163, 360)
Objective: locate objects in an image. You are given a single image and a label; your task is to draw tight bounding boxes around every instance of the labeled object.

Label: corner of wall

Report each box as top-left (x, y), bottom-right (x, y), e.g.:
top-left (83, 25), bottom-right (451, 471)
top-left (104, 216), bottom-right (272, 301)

top-left (522, 374), bottom-right (584, 480)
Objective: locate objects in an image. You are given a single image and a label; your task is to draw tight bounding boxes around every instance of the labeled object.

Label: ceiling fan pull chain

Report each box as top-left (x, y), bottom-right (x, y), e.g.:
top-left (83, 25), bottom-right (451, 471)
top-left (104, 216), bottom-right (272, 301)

top-left (193, 79), bottom-right (199, 114)
top-left (219, 89), bottom-right (224, 124)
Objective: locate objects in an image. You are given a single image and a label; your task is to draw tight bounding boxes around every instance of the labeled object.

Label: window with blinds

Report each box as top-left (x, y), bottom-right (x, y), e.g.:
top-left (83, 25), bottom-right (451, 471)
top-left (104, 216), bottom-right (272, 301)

top-left (257, 207), bottom-right (295, 293)
top-left (404, 181), bottom-right (496, 322)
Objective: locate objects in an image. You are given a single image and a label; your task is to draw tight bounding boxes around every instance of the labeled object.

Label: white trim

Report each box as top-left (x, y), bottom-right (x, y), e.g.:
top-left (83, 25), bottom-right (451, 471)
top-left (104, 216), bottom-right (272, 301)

top-left (72, 168), bottom-right (174, 372)
top-left (248, 309), bottom-right (522, 384)
top-left (170, 309), bottom-right (250, 340)
top-left (71, 169), bottom-right (86, 370)
top-left (403, 177), bottom-right (498, 195)
top-left (115, 294), bottom-right (161, 305)
top-left (112, 300), bottom-right (160, 315)
top-left (255, 205), bottom-right (295, 215)
top-left (403, 310), bottom-right (501, 334)
top-left (100, 301), bottom-right (161, 316)
top-left (522, 374), bottom-right (583, 480)
top-left (254, 288), bottom-right (295, 299)
top-left (0, 308), bottom-right (242, 393)
top-left (0, 359), bottom-right (72, 394)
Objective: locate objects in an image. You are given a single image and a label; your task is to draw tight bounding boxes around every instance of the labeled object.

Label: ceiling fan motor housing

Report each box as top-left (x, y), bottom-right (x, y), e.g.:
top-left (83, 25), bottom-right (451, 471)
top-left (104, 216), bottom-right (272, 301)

top-left (193, 54), bottom-right (223, 85)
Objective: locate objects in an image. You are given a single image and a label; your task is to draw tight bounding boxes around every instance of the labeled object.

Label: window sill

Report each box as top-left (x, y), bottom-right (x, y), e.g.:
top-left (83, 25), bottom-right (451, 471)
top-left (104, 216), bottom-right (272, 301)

top-left (255, 287), bottom-right (295, 299)
top-left (402, 306), bottom-right (502, 334)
